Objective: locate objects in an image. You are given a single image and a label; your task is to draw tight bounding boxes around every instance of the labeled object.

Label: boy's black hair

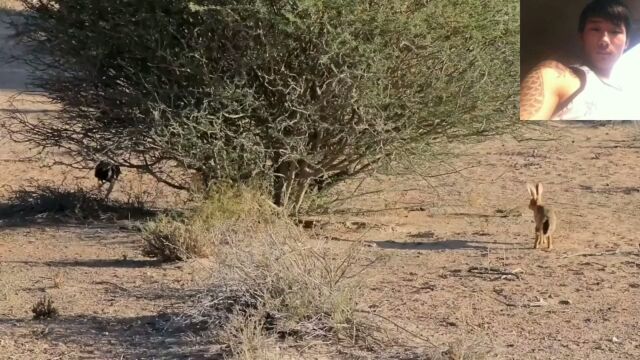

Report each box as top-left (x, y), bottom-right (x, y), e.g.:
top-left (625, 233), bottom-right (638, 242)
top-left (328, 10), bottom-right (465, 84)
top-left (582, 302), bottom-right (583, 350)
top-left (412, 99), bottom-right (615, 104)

top-left (579, 0), bottom-right (631, 34)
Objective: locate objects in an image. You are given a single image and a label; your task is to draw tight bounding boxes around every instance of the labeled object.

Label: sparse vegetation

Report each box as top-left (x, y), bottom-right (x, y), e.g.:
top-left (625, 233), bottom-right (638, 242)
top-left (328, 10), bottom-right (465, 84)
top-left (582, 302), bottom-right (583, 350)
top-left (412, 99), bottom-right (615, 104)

top-left (31, 295), bottom-right (58, 319)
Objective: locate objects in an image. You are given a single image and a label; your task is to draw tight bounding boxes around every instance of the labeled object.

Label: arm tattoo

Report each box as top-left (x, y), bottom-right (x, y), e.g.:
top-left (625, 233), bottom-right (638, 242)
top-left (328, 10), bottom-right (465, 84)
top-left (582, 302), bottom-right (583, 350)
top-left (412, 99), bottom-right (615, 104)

top-left (520, 68), bottom-right (545, 119)
top-left (520, 61), bottom-right (573, 120)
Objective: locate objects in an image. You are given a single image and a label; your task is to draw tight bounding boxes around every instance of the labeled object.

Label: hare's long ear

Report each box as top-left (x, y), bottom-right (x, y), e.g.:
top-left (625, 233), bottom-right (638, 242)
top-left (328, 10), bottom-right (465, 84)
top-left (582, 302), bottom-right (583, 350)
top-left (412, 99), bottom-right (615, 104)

top-left (527, 183), bottom-right (537, 199)
top-left (536, 183), bottom-right (544, 201)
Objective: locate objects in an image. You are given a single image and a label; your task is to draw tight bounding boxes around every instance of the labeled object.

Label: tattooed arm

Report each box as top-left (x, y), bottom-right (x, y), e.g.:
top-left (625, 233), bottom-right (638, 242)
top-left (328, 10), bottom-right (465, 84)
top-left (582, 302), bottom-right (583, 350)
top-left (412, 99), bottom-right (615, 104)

top-left (520, 60), bottom-right (581, 120)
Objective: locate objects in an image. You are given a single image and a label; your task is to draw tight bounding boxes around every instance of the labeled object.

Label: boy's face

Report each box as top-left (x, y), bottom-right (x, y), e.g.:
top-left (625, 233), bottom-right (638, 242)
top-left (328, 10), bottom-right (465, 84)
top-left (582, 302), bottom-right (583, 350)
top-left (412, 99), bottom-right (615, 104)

top-left (580, 17), bottom-right (629, 75)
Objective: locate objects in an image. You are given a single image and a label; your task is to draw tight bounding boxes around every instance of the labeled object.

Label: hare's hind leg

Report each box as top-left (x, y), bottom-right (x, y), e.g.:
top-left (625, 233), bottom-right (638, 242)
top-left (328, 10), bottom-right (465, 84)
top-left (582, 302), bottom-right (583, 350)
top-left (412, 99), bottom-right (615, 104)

top-left (533, 230), bottom-right (540, 249)
top-left (547, 234), bottom-right (553, 250)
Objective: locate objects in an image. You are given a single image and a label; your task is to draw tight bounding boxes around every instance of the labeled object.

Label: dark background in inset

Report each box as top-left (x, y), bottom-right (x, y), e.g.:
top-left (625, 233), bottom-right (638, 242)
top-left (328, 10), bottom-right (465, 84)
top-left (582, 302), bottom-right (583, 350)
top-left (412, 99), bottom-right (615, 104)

top-left (521, 0), bottom-right (640, 81)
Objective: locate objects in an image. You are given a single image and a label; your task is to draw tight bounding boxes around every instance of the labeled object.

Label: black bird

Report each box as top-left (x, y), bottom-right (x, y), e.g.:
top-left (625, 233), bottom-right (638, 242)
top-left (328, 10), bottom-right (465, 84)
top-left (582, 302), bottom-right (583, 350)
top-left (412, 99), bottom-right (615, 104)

top-left (95, 160), bottom-right (121, 184)
top-left (95, 160), bottom-right (121, 199)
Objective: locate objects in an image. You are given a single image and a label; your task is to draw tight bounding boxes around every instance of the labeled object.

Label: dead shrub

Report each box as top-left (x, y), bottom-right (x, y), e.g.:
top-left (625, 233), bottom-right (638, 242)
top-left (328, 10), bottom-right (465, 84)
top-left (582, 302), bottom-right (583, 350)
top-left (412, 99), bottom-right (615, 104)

top-left (221, 223), bottom-right (361, 332)
top-left (220, 312), bottom-right (282, 360)
top-left (32, 294), bottom-right (58, 320)
top-left (180, 217), bottom-right (371, 356)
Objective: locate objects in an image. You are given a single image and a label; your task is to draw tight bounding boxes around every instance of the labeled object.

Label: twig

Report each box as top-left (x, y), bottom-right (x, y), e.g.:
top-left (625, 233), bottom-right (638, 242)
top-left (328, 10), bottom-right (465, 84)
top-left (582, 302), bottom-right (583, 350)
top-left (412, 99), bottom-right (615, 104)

top-left (560, 249), bottom-right (639, 258)
top-left (355, 310), bottom-right (439, 347)
top-left (491, 167), bottom-right (510, 181)
top-left (489, 295), bottom-right (547, 308)
top-left (467, 266), bottom-right (523, 280)
top-left (490, 296), bottom-right (518, 307)
top-left (413, 164), bottom-right (483, 179)
top-left (94, 280), bottom-right (130, 292)
top-left (514, 137), bottom-right (560, 142)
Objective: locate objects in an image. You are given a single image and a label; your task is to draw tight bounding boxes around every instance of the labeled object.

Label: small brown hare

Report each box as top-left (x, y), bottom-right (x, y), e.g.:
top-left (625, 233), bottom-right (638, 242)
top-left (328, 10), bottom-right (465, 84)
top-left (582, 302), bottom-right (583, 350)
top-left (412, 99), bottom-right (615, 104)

top-left (527, 183), bottom-right (557, 250)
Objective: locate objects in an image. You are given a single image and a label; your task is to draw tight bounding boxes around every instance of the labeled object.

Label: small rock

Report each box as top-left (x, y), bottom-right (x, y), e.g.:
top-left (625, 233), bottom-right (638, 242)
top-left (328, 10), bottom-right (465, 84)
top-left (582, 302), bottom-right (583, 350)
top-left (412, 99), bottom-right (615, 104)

top-left (529, 297), bottom-right (548, 307)
top-left (612, 336), bottom-right (621, 343)
top-left (559, 300), bottom-right (572, 305)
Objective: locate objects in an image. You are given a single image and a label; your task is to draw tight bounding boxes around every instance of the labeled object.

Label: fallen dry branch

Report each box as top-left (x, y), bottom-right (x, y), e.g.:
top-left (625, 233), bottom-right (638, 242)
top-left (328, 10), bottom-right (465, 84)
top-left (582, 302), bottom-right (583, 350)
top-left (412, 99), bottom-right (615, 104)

top-left (355, 309), bottom-right (438, 348)
top-left (467, 266), bottom-right (524, 281)
top-left (490, 296), bottom-right (548, 308)
top-left (561, 249), bottom-right (640, 259)
top-left (93, 280), bottom-right (130, 292)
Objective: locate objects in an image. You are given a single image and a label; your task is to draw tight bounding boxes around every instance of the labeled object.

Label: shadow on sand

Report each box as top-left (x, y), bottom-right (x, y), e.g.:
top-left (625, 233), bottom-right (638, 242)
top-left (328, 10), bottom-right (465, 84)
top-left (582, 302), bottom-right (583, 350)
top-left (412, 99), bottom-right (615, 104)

top-left (0, 312), bottom-right (221, 359)
top-left (0, 185), bottom-right (157, 228)
top-left (371, 239), bottom-right (517, 251)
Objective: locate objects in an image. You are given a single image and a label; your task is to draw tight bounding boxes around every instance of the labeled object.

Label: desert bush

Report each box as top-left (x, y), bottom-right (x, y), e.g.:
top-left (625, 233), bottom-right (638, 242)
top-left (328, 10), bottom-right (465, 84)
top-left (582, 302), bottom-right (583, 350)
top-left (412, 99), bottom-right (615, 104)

top-left (221, 223), bottom-right (361, 330)
top-left (142, 185), bottom-right (280, 261)
top-left (177, 216), bottom-right (370, 355)
top-left (142, 216), bottom-right (212, 261)
top-left (5, 0), bottom-right (519, 211)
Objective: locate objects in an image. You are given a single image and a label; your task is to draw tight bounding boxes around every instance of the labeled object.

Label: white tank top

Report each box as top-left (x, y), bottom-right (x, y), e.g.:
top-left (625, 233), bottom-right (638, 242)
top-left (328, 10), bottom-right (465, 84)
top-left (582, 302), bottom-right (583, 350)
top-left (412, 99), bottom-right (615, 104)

top-left (610, 45), bottom-right (640, 119)
top-left (551, 65), bottom-right (631, 120)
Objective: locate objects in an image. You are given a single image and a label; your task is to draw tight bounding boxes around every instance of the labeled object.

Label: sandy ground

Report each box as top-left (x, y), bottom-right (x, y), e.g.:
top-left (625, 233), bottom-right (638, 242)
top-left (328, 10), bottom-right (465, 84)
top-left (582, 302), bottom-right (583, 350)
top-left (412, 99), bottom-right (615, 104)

top-left (319, 123), bottom-right (640, 359)
top-left (2, 3), bottom-right (640, 360)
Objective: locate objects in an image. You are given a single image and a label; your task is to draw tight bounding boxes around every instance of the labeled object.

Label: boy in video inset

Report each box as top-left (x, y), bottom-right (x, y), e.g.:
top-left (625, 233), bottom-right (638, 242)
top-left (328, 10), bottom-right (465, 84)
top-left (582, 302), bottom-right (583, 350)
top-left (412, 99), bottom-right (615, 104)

top-left (520, 0), bottom-right (632, 120)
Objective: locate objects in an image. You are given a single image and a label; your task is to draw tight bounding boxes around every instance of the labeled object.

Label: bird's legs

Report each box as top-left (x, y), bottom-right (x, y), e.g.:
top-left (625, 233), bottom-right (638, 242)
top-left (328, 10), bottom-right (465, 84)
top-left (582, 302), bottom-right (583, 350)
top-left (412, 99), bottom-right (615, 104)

top-left (104, 180), bottom-right (116, 200)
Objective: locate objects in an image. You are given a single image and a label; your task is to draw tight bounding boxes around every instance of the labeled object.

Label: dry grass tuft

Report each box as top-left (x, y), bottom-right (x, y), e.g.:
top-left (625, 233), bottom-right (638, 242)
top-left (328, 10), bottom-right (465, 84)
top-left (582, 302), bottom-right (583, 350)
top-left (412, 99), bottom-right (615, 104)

top-left (142, 185), bottom-right (280, 261)
top-left (32, 294), bottom-right (58, 319)
top-left (220, 312), bottom-right (282, 360)
top-left (52, 271), bottom-right (64, 289)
